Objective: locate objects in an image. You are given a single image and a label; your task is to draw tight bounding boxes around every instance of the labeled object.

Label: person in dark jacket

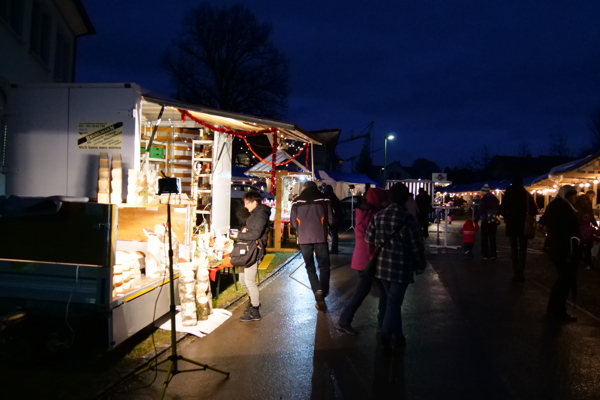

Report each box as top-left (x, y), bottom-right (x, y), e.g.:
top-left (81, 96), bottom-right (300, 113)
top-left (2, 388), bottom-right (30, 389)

top-left (474, 183), bottom-right (500, 260)
top-left (575, 190), bottom-right (597, 227)
top-left (231, 191), bottom-right (271, 322)
top-left (499, 176), bottom-right (538, 282)
top-left (575, 190), bottom-right (597, 269)
top-left (545, 185), bottom-right (580, 322)
top-left (322, 184), bottom-right (343, 254)
top-left (415, 188), bottom-right (433, 237)
top-left (291, 181), bottom-right (334, 311)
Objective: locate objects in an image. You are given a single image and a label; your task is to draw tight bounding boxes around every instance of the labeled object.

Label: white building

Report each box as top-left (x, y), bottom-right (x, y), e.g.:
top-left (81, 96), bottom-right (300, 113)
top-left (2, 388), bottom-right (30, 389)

top-left (0, 0), bottom-right (94, 194)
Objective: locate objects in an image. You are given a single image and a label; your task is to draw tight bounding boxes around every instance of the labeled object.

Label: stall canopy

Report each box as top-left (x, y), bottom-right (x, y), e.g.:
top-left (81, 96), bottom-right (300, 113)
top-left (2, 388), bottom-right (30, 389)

top-left (315, 171), bottom-right (377, 185)
top-left (140, 91), bottom-right (321, 145)
top-left (245, 150), bottom-right (310, 176)
top-left (445, 174), bottom-right (547, 194)
top-left (530, 149), bottom-right (600, 188)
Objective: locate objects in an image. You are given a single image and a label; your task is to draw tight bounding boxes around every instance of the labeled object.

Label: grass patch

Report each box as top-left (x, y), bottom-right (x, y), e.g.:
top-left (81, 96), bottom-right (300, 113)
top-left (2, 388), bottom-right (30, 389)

top-left (120, 251), bottom-right (297, 359)
top-left (211, 251), bottom-right (297, 309)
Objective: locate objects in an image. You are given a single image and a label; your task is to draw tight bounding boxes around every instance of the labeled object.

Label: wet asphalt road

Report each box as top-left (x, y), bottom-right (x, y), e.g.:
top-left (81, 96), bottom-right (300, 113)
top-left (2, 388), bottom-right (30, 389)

top-left (102, 225), bottom-right (600, 400)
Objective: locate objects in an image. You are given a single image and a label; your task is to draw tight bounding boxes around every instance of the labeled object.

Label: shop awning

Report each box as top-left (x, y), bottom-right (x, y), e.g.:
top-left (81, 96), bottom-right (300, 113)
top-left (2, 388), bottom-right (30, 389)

top-left (548, 150), bottom-right (600, 176)
top-left (140, 90), bottom-right (321, 144)
top-left (316, 171), bottom-right (377, 185)
top-left (245, 150), bottom-right (310, 176)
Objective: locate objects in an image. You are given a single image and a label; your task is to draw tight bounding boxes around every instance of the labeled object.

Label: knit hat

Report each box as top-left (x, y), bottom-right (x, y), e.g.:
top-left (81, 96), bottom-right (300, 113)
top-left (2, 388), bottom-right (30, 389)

top-left (366, 188), bottom-right (388, 207)
top-left (481, 184), bottom-right (491, 193)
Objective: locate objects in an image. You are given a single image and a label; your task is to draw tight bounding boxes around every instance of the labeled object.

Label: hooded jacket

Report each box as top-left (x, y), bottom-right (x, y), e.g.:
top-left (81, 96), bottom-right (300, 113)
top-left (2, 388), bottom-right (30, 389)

top-left (460, 220), bottom-right (479, 243)
top-left (499, 184), bottom-right (537, 237)
top-left (291, 188), bottom-right (334, 244)
top-left (544, 189), bottom-right (579, 260)
top-left (351, 188), bottom-right (388, 271)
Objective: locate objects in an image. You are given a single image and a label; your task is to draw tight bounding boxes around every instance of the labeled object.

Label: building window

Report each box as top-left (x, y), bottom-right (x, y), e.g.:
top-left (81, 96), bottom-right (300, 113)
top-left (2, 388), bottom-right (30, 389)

top-left (30, 1), bottom-right (52, 66)
top-left (54, 29), bottom-right (71, 82)
top-left (0, 0), bottom-right (25, 36)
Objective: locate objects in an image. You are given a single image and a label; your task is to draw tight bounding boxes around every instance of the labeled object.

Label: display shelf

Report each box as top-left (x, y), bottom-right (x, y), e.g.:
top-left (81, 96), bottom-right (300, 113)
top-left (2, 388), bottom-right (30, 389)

top-left (193, 157), bottom-right (212, 162)
top-left (196, 210), bottom-right (211, 214)
top-left (110, 273), bottom-right (177, 308)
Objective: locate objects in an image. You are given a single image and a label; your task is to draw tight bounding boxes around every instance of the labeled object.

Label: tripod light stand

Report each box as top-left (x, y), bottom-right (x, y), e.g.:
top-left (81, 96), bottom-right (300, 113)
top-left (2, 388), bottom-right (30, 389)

top-left (135, 176), bottom-right (229, 400)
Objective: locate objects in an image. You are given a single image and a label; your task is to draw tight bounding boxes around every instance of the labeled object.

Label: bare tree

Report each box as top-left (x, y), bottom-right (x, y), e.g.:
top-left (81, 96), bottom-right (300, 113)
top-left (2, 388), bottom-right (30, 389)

top-left (162, 4), bottom-right (290, 119)
top-left (517, 140), bottom-right (532, 157)
top-left (471, 145), bottom-right (494, 170)
top-left (548, 134), bottom-right (571, 157)
top-left (411, 158), bottom-right (441, 179)
top-left (588, 108), bottom-right (600, 152)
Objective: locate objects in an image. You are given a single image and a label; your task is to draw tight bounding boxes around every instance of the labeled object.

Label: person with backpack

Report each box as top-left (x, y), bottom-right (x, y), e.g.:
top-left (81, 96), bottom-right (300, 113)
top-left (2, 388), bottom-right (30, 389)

top-left (474, 184), bottom-right (500, 260)
top-left (230, 190), bottom-right (271, 322)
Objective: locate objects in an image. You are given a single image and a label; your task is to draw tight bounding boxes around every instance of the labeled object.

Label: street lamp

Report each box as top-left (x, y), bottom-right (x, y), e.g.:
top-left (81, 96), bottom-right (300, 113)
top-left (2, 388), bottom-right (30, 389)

top-left (383, 134), bottom-right (395, 188)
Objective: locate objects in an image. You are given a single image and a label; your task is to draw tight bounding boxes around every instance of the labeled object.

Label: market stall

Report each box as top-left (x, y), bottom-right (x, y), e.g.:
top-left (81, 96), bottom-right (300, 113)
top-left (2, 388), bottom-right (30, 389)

top-left (245, 149), bottom-right (313, 252)
top-left (0, 83), bottom-right (319, 349)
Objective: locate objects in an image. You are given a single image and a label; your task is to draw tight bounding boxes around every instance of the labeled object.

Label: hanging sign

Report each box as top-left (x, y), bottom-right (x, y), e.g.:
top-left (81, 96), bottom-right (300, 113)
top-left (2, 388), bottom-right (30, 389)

top-left (78, 122), bottom-right (123, 150)
top-left (432, 173), bottom-right (448, 182)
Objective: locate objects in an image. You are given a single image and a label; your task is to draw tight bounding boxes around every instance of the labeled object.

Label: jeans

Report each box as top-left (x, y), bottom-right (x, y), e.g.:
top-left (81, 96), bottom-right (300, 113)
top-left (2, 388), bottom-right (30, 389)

top-left (381, 280), bottom-right (410, 340)
top-left (510, 235), bottom-right (528, 275)
top-left (481, 222), bottom-right (498, 258)
top-left (338, 271), bottom-right (387, 327)
top-left (239, 261), bottom-right (259, 307)
top-left (300, 243), bottom-right (331, 296)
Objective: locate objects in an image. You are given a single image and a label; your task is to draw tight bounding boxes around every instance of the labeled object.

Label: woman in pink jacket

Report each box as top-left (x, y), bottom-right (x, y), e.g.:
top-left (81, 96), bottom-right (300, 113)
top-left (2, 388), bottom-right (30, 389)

top-left (335, 188), bottom-right (389, 335)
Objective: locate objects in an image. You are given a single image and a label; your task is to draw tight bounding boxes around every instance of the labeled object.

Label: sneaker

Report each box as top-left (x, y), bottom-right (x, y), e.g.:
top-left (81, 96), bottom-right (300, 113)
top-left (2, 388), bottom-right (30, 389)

top-left (239, 306), bottom-right (261, 322)
top-left (315, 290), bottom-right (327, 311)
top-left (335, 323), bottom-right (358, 335)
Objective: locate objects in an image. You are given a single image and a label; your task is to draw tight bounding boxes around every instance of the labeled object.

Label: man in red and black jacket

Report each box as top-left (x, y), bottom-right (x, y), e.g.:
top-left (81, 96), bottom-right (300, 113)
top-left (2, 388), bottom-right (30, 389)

top-left (291, 181), bottom-right (334, 311)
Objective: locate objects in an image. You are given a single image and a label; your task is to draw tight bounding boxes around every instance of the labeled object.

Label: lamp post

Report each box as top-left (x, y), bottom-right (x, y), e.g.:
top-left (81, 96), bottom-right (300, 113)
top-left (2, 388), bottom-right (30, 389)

top-left (383, 134), bottom-right (395, 188)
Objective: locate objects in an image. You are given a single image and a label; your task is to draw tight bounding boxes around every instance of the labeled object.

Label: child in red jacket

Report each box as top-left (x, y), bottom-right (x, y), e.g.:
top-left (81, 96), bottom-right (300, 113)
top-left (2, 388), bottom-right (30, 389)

top-left (460, 219), bottom-right (479, 258)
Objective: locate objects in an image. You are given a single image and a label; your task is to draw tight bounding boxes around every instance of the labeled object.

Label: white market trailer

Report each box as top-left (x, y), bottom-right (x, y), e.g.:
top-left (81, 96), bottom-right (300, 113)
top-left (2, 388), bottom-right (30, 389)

top-left (0, 83), bottom-right (233, 350)
top-left (0, 83), bottom-right (317, 350)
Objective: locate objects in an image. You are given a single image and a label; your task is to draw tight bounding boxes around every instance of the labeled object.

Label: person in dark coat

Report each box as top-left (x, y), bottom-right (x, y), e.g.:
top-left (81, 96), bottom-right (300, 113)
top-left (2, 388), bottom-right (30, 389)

top-left (474, 183), bottom-right (500, 260)
top-left (415, 188), bottom-right (433, 237)
top-left (499, 176), bottom-right (538, 282)
top-left (575, 190), bottom-right (597, 269)
top-left (545, 185), bottom-right (580, 322)
top-left (322, 184), bottom-right (343, 254)
top-left (575, 190), bottom-right (597, 227)
top-left (231, 190), bottom-right (271, 322)
top-left (291, 181), bottom-right (334, 311)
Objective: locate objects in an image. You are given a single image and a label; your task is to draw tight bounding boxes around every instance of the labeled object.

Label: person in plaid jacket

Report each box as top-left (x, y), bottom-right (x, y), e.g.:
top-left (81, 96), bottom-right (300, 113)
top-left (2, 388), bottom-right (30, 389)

top-left (365, 182), bottom-right (427, 352)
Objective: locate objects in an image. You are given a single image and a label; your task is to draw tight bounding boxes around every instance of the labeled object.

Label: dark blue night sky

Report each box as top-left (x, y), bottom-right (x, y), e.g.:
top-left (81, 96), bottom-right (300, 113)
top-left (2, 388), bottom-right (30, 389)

top-left (76, 0), bottom-right (600, 170)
